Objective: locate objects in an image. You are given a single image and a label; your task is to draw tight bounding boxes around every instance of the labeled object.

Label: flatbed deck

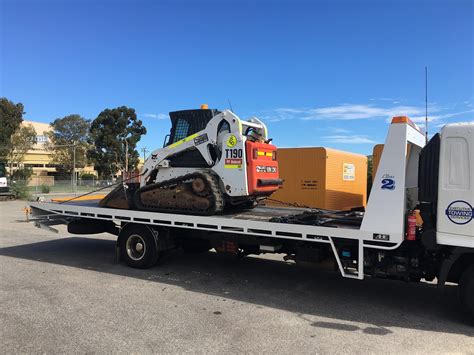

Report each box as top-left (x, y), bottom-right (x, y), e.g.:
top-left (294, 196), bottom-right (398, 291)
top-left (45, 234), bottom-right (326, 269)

top-left (29, 199), bottom-right (388, 280)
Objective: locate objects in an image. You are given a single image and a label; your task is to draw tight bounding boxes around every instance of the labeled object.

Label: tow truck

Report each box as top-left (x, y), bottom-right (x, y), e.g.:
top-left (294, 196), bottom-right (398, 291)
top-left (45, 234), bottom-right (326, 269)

top-left (0, 162), bottom-right (15, 200)
top-left (28, 117), bottom-right (474, 317)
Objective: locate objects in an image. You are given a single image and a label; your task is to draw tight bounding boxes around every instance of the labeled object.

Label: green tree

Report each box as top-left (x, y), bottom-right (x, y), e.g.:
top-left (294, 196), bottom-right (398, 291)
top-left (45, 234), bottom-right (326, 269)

top-left (0, 98), bottom-right (24, 160)
top-left (88, 106), bottom-right (146, 179)
top-left (367, 155), bottom-right (373, 197)
top-left (47, 115), bottom-right (90, 174)
top-left (6, 124), bottom-right (37, 172)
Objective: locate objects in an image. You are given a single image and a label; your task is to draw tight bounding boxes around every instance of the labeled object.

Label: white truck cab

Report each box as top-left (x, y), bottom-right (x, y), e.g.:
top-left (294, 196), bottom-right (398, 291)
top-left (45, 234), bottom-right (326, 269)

top-left (437, 123), bottom-right (474, 248)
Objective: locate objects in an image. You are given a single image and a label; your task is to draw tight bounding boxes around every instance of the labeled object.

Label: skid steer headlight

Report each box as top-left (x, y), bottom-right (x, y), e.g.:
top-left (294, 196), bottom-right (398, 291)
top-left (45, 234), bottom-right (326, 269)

top-left (253, 149), bottom-right (258, 160)
top-left (272, 150), bottom-right (277, 161)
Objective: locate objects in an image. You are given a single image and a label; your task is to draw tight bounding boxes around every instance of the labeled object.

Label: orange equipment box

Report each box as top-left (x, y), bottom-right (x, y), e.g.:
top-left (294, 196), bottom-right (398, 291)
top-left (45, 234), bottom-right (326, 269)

top-left (372, 144), bottom-right (384, 178)
top-left (268, 147), bottom-right (367, 210)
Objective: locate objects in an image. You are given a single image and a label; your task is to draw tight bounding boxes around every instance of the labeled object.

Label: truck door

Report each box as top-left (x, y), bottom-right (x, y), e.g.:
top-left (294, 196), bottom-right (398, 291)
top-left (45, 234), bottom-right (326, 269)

top-left (437, 123), bottom-right (474, 247)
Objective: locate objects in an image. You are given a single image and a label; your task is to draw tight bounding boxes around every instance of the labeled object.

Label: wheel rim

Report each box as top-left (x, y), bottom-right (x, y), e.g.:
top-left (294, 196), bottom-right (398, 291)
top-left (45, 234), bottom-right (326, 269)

top-left (126, 234), bottom-right (147, 261)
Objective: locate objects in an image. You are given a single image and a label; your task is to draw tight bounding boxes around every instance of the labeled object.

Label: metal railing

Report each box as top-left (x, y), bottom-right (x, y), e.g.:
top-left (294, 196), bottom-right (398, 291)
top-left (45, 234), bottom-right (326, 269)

top-left (13, 177), bottom-right (116, 197)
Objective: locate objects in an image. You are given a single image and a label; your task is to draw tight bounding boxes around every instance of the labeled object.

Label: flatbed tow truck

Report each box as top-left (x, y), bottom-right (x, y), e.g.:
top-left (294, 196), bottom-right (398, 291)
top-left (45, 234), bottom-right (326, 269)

top-left (28, 117), bottom-right (474, 318)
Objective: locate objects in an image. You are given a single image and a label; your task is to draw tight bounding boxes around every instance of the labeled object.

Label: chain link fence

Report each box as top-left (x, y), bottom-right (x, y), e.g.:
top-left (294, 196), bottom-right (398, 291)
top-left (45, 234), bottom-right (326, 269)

top-left (11, 176), bottom-right (116, 199)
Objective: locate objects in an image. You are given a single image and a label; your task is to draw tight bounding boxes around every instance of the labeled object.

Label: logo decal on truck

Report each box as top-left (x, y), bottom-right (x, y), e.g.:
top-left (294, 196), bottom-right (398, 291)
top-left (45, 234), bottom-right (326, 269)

top-left (256, 166), bottom-right (277, 173)
top-left (381, 174), bottom-right (395, 190)
top-left (445, 200), bottom-right (473, 225)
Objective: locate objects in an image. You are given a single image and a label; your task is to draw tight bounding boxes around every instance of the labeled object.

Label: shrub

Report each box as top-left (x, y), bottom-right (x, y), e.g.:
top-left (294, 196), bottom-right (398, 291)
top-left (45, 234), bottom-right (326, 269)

top-left (80, 173), bottom-right (96, 181)
top-left (40, 184), bottom-right (50, 193)
top-left (11, 167), bottom-right (33, 181)
top-left (11, 181), bottom-right (31, 200)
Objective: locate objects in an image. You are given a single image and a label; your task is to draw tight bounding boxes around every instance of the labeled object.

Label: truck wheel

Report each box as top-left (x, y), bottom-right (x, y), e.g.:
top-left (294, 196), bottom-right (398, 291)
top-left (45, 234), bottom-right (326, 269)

top-left (459, 264), bottom-right (474, 319)
top-left (119, 225), bottom-right (159, 269)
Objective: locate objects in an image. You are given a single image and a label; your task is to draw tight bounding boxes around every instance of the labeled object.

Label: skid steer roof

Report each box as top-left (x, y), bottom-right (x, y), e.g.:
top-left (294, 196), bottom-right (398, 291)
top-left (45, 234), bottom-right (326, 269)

top-left (168, 109), bottom-right (221, 144)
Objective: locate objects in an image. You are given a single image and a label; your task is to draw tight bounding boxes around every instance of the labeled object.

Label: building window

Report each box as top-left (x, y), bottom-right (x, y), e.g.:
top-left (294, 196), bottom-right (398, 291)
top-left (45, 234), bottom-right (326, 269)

top-left (24, 164), bottom-right (46, 168)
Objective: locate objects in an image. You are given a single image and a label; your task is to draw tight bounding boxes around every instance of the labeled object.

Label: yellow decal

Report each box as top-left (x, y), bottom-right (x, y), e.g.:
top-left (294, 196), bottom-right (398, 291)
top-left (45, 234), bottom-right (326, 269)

top-left (224, 164), bottom-right (241, 169)
top-left (167, 133), bottom-right (199, 149)
top-left (226, 134), bottom-right (237, 148)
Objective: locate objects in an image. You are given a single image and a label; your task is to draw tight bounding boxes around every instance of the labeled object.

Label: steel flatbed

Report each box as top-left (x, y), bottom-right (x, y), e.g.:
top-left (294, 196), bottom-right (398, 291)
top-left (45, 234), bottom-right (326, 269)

top-left (28, 198), bottom-right (396, 280)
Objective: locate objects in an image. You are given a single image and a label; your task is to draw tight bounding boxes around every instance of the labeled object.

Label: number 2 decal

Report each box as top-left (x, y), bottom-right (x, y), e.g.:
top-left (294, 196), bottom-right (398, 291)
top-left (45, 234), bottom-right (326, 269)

top-left (381, 178), bottom-right (395, 190)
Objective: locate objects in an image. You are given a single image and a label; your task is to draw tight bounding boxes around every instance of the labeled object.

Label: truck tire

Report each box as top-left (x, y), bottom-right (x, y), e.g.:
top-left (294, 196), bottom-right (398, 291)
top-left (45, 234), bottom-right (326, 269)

top-left (119, 225), bottom-right (160, 269)
top-left (459, 264), bottom-right (474, 319)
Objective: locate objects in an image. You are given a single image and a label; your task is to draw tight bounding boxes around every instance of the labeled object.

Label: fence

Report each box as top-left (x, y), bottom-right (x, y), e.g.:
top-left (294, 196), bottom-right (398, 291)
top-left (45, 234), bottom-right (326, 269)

top-left (21, 177), bottom-right (116, 197)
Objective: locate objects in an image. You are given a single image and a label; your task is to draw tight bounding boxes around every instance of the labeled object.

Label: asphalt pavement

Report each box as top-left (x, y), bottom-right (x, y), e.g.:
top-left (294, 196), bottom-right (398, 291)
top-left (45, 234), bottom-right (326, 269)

top-left (0, 200), bottom-right (473, 353)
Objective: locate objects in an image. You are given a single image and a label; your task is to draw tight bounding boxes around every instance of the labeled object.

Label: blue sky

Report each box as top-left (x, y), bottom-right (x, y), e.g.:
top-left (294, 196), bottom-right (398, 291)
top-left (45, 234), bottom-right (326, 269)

top-left (1, 0), bottom-right (473, 155)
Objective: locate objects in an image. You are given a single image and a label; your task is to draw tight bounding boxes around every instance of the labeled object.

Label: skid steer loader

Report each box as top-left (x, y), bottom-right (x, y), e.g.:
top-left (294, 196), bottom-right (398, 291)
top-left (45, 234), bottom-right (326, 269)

top-left (100, 106), bottom-right (282, 215)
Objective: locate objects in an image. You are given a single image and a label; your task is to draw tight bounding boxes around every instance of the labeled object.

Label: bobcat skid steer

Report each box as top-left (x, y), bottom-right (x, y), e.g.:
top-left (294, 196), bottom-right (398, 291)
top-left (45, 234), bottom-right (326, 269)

top-left (100, 106), bottom-right (282, 215)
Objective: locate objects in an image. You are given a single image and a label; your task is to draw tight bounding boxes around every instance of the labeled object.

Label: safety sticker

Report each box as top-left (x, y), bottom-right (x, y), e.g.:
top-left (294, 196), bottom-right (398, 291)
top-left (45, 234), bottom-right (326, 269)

top-left (194, 133), bottom-right (208, 146)
top-left (343, 163), bottom-right (355, 181)
top-left (226, 134), bottom-right (237, 148)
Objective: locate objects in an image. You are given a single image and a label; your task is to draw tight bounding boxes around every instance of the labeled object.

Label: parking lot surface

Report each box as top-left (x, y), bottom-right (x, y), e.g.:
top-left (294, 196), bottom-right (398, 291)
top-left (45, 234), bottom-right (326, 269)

top-left (0, 200), bottom-right (473, 353)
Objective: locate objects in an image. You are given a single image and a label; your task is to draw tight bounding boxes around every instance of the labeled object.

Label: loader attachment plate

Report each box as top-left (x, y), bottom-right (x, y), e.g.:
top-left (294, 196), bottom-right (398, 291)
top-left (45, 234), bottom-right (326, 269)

top-left (99, 183), bottom-right (139, 210)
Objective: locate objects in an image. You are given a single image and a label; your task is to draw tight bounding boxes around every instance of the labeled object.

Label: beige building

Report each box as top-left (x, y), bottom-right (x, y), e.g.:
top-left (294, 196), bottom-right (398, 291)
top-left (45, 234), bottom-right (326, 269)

top-left (10, 120), bottom-right (96, 178)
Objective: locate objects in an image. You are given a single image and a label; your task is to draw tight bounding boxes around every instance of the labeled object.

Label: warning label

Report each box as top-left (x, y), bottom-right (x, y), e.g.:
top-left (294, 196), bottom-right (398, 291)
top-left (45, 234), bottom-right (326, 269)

top-left (301, 180), bottom-right (318, 190)
top-left (343, 163), bottom-right (355, 181)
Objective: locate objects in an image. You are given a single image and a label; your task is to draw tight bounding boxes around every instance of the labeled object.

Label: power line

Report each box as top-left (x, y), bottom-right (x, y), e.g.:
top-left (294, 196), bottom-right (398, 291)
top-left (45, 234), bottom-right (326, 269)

top-left (425, 66), bottom-right (429, 144)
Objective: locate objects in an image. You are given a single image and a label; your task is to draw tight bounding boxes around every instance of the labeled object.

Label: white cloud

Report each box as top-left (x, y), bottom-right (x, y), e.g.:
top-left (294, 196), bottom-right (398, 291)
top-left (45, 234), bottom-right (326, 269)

top-left (322, 135), bottom-right (378, 144)
top-left (263, 104), bottom-right (430, 122)
top-left (327, 127), bottom-right (352, 134)
top-left (411, 109), bottom-right (474, 124)
top-left (141, 113), bottom-right (168, 120)
top-left (261, 102), bottom-right (474, 125)
top-left (435, 120), bottom-right (474, 128)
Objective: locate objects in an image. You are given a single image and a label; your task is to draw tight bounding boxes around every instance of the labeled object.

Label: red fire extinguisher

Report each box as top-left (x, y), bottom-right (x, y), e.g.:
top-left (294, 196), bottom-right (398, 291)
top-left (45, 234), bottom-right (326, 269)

top-left (406, 211), bottom-right (417, 241)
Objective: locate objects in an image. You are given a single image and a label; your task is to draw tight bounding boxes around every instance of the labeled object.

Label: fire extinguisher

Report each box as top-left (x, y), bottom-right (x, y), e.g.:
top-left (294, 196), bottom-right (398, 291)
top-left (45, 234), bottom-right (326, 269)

top-left (406, 210), bottom-right (417, 241)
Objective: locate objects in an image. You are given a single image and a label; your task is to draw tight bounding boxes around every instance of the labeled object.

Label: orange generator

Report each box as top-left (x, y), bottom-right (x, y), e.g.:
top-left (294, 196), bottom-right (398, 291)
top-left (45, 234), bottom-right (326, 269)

top-left (268, 147), bottom-right (368, 210)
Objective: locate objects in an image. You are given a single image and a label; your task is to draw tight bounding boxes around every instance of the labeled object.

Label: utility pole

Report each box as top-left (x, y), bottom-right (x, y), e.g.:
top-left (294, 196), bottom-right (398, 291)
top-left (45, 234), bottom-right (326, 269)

top-left (72, 141), bottom-right (76, 194)
top-left (141, 147), bottom-right (148, 162)
top-left (125, 139), bottom-right (129, 173)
